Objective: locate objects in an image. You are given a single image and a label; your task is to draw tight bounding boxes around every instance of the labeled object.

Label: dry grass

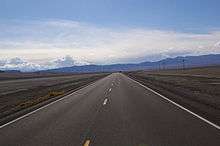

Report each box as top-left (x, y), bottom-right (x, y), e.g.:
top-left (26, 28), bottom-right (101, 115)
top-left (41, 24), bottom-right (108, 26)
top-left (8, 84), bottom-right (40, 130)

top-left (17, 91), bottom-right (64, 109)
top-left (48, 91), bottom-right (64, 97)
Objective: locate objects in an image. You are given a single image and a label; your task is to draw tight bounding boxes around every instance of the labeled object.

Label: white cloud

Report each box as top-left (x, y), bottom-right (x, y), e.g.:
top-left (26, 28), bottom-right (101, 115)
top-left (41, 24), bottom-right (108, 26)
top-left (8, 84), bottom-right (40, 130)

top-left (0, 56), bottom-right (89, 72)
top-left (8, 57), bottom-right (25, 65)
top-left (214, 41), bottom-right (220, 47)
top-left (0, 19), bottom-right (220, 64)
top-left (51, 55), bottom-right (90, 68)
top-left (0, 58), bottom-right (42, 72)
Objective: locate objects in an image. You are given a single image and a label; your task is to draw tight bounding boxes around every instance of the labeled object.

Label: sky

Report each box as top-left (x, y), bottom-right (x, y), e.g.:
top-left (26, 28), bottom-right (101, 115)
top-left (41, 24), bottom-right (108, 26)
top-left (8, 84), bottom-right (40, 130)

top-left (0, 0), bottom-right (220, 71)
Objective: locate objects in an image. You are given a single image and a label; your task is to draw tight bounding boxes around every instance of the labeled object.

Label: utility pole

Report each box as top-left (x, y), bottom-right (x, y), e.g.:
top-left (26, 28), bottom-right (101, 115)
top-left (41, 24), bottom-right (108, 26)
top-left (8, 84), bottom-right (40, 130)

top-left (162, 62), bottom-right (165, 70)
top-left (182, 59), bottom-right (185, 70)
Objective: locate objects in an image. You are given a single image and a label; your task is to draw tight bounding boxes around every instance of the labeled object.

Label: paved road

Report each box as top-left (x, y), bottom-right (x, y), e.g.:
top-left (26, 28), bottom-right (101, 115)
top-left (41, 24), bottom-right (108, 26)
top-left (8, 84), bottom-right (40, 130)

top-left (0, 73), bottom-right (219, 146)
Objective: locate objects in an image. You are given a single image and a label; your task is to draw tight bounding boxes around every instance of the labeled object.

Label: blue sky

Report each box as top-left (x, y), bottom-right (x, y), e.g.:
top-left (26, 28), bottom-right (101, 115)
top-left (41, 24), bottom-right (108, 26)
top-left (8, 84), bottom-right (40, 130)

top-left (1, 0), bottom-right (220, 31)
top-left (0, 0), bottom-right (220, 71)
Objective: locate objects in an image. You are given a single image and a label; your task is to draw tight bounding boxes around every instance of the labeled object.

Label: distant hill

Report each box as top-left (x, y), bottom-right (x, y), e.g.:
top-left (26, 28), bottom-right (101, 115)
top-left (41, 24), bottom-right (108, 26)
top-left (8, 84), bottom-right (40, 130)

top-left (3, 70), bottom-right (21, 73)
top-left (42, 54), bottom-right (220, 73)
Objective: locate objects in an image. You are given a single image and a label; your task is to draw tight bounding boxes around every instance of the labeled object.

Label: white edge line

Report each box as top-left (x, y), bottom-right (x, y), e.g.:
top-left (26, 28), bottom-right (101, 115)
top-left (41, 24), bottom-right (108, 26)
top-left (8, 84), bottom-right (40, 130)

top-left (128, 76), bottom-right (220, 130)
top-left (0, 77), bottom-right (105, 129)
top-left (0, 92), bottom-right (74, 129)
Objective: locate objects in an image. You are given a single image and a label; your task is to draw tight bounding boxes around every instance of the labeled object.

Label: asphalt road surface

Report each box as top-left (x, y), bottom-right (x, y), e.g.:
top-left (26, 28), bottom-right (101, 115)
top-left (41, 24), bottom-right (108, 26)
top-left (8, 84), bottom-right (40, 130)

top-left (0, 73), bottom-right (219, 146)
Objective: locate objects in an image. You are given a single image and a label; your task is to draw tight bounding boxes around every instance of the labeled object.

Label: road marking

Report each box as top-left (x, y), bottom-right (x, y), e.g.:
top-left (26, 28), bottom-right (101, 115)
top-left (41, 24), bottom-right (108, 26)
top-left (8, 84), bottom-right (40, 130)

top-left (0, 93), bottom-right (72, 129)
top-left (0, 77), bottom-right (106, 129)
top-left (108, 88), bottom-right (112, 92)
top-left (83, 140), bottom-right (90, 146)
top-left (128, 76), bottom-right (220, 130)
top-left (103, 98), bottom-right (108, 105)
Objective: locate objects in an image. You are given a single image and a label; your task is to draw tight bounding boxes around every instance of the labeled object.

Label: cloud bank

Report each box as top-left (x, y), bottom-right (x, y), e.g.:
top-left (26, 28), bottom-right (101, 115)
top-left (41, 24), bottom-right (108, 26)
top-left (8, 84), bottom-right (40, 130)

top-left (0, 19), bottom-right (220, 70)
top-left (0, 56), bottom-right (89, 72)
top-left (0, 57), bottom-right (42, 72)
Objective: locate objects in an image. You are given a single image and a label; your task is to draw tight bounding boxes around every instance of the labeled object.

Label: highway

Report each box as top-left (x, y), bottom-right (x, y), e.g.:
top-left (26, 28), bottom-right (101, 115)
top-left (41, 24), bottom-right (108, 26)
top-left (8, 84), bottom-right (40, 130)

top-left (0, 73), bottom-right (219, 146)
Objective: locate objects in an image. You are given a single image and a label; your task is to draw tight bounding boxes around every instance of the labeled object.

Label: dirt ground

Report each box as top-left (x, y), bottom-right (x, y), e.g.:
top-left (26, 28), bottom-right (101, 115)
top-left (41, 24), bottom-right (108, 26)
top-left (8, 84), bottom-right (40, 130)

top-left (125, 66), bottom-right (220, 125)
top-left (0, 72), bottom-right (100, 81)
top-left (0, 72), bottom-right (109, 119)
top-left (145, 65), bottom-right (220, 78)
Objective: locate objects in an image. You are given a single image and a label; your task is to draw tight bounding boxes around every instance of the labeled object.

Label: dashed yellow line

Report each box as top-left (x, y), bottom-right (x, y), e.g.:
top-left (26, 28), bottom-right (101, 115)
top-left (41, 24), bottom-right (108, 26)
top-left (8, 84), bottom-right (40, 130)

top-left (83, 140), bottom-right (90, 146)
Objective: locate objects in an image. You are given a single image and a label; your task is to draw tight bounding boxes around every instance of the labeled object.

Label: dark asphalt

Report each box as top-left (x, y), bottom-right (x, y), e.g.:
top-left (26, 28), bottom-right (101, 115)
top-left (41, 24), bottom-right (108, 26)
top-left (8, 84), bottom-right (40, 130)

top-left (0, 73), bottom-right (219, 146)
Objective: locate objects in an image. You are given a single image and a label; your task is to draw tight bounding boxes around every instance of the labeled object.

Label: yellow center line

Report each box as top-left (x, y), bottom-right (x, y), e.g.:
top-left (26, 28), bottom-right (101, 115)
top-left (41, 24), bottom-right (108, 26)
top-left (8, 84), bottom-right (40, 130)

top-left (83, 140), bottom-right (90, 146)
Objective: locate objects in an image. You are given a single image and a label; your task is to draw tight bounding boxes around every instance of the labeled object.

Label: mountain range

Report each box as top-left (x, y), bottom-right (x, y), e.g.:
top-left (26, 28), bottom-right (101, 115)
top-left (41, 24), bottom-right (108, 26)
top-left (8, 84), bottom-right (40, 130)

top-left (42, 54), bottom-right (220, 73)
